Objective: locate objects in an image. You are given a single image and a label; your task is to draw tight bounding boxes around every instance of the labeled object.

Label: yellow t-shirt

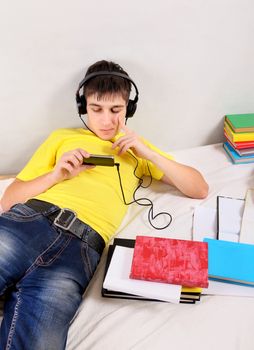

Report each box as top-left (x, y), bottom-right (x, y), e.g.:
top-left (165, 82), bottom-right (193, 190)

top-left (17, 128), bottom-right (173, 243)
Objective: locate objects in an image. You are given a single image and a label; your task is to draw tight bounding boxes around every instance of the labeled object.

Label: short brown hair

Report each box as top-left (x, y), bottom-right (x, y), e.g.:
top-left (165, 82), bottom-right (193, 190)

top-left (83, 60), bottom-right (131, 102)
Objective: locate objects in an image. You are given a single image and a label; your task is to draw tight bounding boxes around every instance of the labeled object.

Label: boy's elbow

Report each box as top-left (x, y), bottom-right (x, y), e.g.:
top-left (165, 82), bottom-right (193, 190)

top-left (195, 182), bottom-right (209, 199)
top-left (0, 197), bottom-right (11, 213)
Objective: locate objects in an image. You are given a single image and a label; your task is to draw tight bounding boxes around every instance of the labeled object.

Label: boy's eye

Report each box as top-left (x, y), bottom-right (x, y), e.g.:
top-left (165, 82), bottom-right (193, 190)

top-left (112, 108), bottom-right (121, 114)
top-left (92, 108), bottom-right (101, 113)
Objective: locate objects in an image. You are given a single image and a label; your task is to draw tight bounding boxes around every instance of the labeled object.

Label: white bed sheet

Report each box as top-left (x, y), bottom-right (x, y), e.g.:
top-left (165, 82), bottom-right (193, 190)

top-left (1, 144), bottom-right (254, 349)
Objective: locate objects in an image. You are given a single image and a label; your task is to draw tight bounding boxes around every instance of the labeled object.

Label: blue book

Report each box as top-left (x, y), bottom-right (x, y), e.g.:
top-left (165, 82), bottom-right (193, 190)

top-left (204, 238), bottom-right (254, 287)
top-left (223, 141), bottom-right (254, 164)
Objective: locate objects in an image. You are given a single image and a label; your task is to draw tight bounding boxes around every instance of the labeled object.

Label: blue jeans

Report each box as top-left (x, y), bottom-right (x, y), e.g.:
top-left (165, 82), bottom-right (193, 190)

top-left (0, 203), bottom-right (102, 350)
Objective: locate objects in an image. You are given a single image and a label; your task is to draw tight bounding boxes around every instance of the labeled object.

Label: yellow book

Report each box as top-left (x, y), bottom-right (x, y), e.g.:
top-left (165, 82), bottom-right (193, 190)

top-left (224, 121), bottom-right (254, 142)
top-left (180, 286), bottom-right (202, 301)
top-left (181, 286), bottom-right (202, 293)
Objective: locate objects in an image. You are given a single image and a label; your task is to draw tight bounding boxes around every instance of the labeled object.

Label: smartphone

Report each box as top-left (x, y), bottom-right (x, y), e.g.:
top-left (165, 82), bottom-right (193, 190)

top-left (83, 154), bottom-right (115, 167)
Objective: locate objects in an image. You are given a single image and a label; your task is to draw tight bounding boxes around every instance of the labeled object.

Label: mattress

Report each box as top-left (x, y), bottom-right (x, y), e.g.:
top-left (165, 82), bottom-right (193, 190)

top-left (1, 143), bottom-right (254, 349)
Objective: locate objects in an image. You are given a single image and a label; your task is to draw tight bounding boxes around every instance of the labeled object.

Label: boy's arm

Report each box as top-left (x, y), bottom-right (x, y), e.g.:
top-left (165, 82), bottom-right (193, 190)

top-left (1, 148), bottom-right (94, 212)
top-left (112, 123), bottom-right (208, 200)
top-left (1, 173), bottom-right (59, 212)
top-left (146, 152), bottom-right (208, 199)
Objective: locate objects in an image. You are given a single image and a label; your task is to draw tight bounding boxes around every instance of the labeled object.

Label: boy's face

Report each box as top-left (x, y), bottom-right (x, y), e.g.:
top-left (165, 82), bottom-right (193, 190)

top-left (86, 93), bottom-right (127, 140)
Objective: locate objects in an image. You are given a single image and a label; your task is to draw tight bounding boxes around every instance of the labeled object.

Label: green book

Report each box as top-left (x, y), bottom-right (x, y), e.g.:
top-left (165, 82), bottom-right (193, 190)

top-left (225, 113), bottom-right (254, 132)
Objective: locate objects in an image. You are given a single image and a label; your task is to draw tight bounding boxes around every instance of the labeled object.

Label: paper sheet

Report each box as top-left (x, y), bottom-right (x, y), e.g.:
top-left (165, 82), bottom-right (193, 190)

top-left (192, 206), bottom-right (217, 242)
top-left (239, 189), bottom-right (254, 244)
top-left (103, 246), bottom-right (181, 303)
top-left (202, 280), bottom-right (254, 297)
top-left (217, 196), bottom-right (244, 242)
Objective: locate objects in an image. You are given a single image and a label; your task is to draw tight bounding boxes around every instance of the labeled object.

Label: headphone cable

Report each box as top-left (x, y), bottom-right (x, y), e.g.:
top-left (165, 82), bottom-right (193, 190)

top-left (114, 155), bottom-right (173, 230)
top-left (78, 114), bottom-right (173, 229)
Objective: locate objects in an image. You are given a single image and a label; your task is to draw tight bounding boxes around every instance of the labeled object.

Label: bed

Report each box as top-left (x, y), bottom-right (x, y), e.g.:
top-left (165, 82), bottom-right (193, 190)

top-left (1, 143), bottom-right (254, 350)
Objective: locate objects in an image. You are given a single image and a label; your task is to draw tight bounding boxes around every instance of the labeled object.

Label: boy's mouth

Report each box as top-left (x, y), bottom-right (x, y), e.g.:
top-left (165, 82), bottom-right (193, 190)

top-left (100, 128), bottom-right (115, 133)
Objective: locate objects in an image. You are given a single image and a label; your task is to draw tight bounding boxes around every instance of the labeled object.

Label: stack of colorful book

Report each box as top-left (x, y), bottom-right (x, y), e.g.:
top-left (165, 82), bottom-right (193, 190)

top-left (223, 113), bottom-right (254, 164)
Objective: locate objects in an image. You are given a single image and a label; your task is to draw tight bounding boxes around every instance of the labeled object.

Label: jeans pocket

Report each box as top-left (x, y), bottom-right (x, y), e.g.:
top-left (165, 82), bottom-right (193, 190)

top-left (1, 203), bottom-right (41, 222)
top-left (81, 244), bottom-right (101, 281)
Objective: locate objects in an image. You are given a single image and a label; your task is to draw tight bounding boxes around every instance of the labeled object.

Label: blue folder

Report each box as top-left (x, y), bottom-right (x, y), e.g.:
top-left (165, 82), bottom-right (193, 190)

top-left (204, 238), bottom-right (254, 286)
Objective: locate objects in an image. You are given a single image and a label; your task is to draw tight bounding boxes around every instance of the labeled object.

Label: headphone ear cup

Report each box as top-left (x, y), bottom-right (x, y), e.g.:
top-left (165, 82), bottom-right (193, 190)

top-left (76, 94), bottom-right (87, 115)
top-left (126, 100), bottom-right (137, 119)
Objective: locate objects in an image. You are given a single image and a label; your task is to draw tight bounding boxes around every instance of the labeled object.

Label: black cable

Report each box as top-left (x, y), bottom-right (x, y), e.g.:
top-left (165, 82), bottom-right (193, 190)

top-left (79, 115), bottom-right (172, 229)
top-left (115, 155), bottom-right (173, 230)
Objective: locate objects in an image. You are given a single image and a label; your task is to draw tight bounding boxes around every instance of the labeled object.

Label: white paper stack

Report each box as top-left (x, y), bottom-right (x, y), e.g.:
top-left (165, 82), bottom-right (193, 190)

top-left (103, 246), bottom-right (182, 304)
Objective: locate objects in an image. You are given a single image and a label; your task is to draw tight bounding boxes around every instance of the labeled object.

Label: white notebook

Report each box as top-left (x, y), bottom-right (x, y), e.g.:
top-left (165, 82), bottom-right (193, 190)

top-left (192, 206), bottom-right (217, 242)
top-left (217, 196), bottom-right (244, 242)
top-left (203, 280), bottom-right (254, 297)
top-left (240, 189), bottom-right (254, 244)
top-left (103, 245), bottom-right (181, 304)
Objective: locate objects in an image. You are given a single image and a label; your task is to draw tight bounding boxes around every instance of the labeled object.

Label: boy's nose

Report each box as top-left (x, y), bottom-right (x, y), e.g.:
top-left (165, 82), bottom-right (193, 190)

top-left (102, 110), bottom-right (113, 125)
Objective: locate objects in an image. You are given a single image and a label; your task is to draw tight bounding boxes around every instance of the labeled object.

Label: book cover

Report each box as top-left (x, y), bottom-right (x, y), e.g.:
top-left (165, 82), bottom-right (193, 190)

top-left (223, 142), bottom-right (254, 164)
top-left (225, 114), bottom-right (254, 133)
top-left (239, 189), bottom-right (254, 244)
top-left (224, 121), bottom-right (254, 142)
top-left (235, 147), bottom-right (254, 156)
top-left (224, 132), bottom-right (254, 149)
top-left (192, 206), bottom-right (217, 242)
top-left (129, 236), bottom-right (208, 288)
top-left (102, 240), bottom-right (200, 303)
top-left (225, 135), bottom-right (254, 156)
top-left (216, 195), bottom-right (244, 242)
top-left (204, 238), bottom-right (254, 287)
top-left (202, 280), bottom-right (254, 298)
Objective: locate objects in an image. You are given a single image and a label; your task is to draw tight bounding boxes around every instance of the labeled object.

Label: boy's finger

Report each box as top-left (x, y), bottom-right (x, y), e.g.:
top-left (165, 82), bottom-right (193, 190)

top-left (119, 118), bottom-right (130, 133)
top-left (118, 116), bottom-right (124, 129)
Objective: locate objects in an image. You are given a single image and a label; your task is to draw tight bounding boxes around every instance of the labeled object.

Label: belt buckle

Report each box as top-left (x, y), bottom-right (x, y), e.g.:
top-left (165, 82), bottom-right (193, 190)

top-left (53, 208), bottom-right (77, 231)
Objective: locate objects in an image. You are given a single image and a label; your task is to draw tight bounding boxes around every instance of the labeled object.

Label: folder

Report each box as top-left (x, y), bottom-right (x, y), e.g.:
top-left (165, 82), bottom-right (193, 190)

top-left (204, 238), bottom-right (254, 287)
top-left (239, 189), bottom-right (254, 244)
top-left (217, 195), bottom-right (244, 242)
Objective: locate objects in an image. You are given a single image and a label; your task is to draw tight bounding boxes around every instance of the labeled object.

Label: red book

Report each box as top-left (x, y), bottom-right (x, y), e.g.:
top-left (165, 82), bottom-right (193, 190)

top-left (129, 236), bottom-right (208, 288)
top-left (224, 131), bottom-right (254, 149)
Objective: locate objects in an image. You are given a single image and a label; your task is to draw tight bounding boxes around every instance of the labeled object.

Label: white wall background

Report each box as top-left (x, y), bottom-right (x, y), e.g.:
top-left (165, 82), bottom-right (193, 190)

top-left (1, 0), bottom-right (254, 174)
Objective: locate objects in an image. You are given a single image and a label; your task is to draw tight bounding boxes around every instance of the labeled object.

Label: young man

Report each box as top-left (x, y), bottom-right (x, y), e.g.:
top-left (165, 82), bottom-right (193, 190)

top-left (0, 60), bottom-right (208, 349)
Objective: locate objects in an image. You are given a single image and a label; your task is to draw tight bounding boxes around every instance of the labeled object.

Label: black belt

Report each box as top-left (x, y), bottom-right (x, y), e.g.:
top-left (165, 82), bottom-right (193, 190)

top-left (25, 199), bottom-right (105, 255)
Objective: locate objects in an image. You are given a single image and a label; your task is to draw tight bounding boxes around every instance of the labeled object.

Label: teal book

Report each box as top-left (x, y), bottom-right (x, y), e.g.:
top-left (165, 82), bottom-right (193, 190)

top-left (223, 142), bottom-right (254, 164)
top-left (204, 238), bottom-right (254, 286)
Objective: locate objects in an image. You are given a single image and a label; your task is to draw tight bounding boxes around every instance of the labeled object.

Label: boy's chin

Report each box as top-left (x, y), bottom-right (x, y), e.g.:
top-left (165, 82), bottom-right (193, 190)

top-left (98, 130), bottom-right (117, 140)
top-left (100, 135), bottom-right (115, 141)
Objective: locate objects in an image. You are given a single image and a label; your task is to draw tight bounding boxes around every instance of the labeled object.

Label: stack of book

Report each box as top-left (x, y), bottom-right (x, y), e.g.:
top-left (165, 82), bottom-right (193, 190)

top-left (223, 113), bottom-right (254, 164)
top-left (102, 237), bottom-right (207, 304)
top-left (102, 234), bottom-right (254, 303)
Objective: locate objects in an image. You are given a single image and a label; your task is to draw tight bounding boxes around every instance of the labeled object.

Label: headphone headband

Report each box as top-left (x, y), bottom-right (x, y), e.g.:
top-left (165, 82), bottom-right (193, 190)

top-left (76, 70), bottom-right (139, 119)
top-left (77, 71), bottom-right (139, 102)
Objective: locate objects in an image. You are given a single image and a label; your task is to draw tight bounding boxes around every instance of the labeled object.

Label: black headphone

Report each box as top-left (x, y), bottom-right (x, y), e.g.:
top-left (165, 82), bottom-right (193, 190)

top-left (76, 71), bottom-right (139, 119)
